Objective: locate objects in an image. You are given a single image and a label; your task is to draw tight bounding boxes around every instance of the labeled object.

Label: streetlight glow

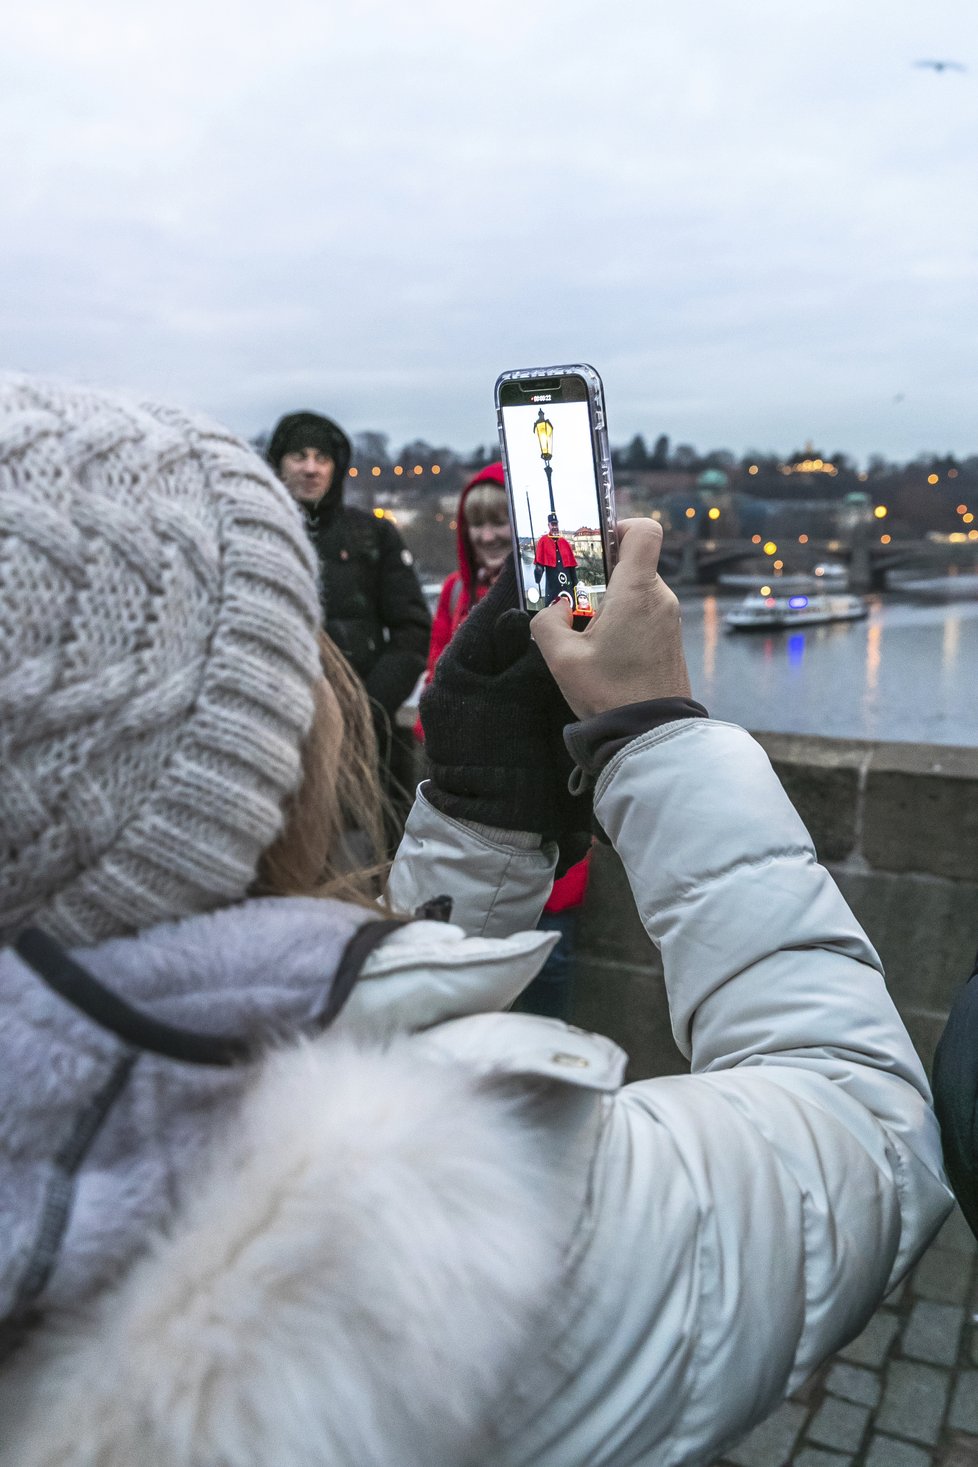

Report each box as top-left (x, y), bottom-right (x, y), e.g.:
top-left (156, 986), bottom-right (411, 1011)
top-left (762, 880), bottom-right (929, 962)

top-left (763, 541), bottom-right (777, 555)
top-left (534, 410), bottom-right (554, 461)
top-left (873, 505), bottom-right (887, 519)
top-left (708, 507), bottom-right (720, 520)
top-left (927, 474), bottom-right (940, 484)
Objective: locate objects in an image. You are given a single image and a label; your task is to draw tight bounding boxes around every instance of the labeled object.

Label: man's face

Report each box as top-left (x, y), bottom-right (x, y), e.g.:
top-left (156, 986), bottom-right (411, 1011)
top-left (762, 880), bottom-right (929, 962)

top-left (549, 521), bottom-right (560, 537)
top-left (279, 448), bottom-right (336, 504)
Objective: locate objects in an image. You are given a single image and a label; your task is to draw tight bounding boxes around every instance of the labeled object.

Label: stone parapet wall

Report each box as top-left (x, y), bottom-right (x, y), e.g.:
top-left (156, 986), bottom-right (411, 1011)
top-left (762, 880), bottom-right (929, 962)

top-left (573, 731), bottom-right (978, 1080)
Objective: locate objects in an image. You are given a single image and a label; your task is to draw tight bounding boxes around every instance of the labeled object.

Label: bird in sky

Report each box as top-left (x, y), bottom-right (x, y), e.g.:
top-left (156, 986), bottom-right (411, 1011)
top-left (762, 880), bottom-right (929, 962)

top-left (914, 59), bottom-right (967, 73)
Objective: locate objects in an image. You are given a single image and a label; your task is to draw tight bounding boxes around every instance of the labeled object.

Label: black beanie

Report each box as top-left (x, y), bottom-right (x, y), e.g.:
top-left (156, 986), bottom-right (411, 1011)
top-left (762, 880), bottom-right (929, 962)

top-left (267, 412), bottom-right (352, 484)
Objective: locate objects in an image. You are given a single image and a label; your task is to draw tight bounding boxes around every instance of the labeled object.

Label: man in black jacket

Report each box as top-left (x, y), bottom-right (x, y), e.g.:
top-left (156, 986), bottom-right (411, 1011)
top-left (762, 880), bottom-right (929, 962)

top-left (267, 411), bottom-right (431, 833)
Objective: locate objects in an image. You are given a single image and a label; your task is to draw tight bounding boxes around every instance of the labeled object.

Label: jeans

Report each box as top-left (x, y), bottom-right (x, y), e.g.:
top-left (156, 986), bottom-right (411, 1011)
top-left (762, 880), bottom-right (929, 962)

top-left (515, 908), bottom-right (579, 1021)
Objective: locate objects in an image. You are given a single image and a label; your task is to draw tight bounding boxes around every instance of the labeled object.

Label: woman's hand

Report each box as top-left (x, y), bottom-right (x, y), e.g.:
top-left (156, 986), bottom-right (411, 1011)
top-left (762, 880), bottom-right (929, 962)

top-left (419, 558), bottom-right (589, 838)
top-left (531, 520), bottom-right (691, 719)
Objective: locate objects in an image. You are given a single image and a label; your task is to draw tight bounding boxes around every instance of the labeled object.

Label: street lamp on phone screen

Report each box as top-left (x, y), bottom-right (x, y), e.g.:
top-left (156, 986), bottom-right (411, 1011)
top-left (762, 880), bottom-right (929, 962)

top-left (534, 408), bottom-right (556, 515)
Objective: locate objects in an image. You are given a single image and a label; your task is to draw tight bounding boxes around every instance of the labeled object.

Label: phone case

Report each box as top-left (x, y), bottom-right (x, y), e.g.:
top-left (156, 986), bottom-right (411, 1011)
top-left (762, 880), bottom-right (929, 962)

top-left (494, 364), bottom-right (619, 615)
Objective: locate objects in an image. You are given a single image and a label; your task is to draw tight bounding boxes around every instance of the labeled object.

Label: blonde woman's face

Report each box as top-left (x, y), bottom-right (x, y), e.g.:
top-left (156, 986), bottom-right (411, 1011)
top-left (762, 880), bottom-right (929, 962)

top-left (467, 498), bottom-right (511, 575)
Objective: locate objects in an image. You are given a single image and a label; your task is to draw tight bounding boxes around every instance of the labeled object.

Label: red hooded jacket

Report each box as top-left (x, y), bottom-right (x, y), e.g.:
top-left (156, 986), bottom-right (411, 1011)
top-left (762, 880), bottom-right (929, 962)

top-left (417, 463), bottom-right (589, 913)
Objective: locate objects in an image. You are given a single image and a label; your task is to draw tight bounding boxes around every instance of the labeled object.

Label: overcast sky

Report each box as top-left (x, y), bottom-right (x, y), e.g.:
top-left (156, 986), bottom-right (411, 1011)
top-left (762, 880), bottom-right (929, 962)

top-left (3, 1), bottom-right (977, 459)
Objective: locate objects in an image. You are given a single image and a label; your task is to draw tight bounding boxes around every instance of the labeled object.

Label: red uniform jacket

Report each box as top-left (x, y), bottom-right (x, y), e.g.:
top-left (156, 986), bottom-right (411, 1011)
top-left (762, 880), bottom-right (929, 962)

top-left (533, 534), bottom-right (577, 569)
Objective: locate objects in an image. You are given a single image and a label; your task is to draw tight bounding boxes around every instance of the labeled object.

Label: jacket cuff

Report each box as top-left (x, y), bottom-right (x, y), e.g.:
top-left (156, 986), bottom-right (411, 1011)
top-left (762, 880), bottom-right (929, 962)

top-left (564, 698), bottom-right (709, 788)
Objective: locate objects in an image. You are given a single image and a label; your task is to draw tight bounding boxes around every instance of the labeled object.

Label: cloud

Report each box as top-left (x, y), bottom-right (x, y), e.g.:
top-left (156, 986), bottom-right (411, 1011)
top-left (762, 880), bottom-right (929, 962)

top-left (2, 0), bottom-right (977, 454)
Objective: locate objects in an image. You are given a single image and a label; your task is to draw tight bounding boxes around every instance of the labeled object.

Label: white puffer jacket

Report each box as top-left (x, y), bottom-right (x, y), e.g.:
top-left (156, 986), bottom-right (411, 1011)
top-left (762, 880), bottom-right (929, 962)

top-left (0, 719), bottom-right (951, 1467)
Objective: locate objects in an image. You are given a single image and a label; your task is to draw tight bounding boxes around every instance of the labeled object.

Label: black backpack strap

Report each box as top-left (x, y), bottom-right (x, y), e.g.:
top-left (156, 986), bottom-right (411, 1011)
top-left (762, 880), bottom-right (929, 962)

top-left (13, 918), bottom-right (406, 1069)
top-left (314, 918), bottom-right (406, 1028)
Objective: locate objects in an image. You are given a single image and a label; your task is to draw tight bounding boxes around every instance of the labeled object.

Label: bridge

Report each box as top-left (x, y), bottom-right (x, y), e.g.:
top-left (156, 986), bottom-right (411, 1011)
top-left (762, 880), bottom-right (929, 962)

top-left (657, 536), bottom-right (978, 591)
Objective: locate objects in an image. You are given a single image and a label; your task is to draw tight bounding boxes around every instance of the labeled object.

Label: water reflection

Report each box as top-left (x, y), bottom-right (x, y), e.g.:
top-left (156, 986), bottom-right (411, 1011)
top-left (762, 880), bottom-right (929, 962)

top-left (942, 612), bottom-right (960, 674)
top-left (865, 618), bottom-right (882, 694)
top-left (787, 632), bottom-right (806, 667)
top-left (703, 596), bottom-right (719, 682)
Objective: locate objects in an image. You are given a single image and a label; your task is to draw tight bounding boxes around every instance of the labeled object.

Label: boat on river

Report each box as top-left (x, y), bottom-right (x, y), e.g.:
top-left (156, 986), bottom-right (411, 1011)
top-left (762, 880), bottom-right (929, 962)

top-left (725, 590), bottom-right (867, 631)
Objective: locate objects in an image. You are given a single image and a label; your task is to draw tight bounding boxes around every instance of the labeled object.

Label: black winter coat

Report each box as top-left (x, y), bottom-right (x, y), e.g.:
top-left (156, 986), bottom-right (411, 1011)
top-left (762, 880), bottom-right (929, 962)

top-left (303, 499), bottom-right (431, 722)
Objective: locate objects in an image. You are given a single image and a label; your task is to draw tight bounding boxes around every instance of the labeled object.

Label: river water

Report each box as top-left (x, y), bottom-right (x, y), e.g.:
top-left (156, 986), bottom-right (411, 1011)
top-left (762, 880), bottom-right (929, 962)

top-left (678, 592), bottom-right (978, 748)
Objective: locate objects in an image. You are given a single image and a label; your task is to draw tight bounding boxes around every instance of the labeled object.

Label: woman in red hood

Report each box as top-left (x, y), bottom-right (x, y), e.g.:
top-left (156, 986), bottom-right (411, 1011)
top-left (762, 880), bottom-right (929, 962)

top-left (418, 463), bottom-right (590, 1019)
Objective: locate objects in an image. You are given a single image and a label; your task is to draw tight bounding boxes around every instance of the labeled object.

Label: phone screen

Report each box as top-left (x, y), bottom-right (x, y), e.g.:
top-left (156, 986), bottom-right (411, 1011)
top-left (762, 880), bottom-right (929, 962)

top-left (498, 379), bottom-right (610, 621)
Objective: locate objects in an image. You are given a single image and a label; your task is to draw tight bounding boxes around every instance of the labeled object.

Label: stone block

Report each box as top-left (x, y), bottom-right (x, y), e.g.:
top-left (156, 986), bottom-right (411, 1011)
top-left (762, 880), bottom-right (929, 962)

top-left (949, 1371), bottom-right (978, 1434)
top-left (912, 1245), bottom-right (974, 1305)
top-left (863, 741), bottom-right (978, 880)
top-left (941, 1430), bottom-right (978, 1466)
top-left (794, 1450), bottom-right (850, 1467)
top-left (807, 1395), bottom-right (869, 1452)
top-left (752, 731), bottom-right (863, 864)
top-left (577, 842), bottom-right (660, 970)
top-left (840, 1311), bottom-right (900, 1368)
top-left (902, 1299), bottom-right (964, 1366)
top-left (825, 1362), bottom-right (881, 1409)
top-left (570, 957), bottom-right (687, 1082)
top-left (877, 1360), bottom-right (949, 1444)
top-left (936, 1207), bottom-right (978, 1257)
top-left (829, 868), bottom-right (978, 1035)
top-left (723, 1401), bottom-right (807, 1467)
top-left (864, 1437), bottom-right (931, 1467)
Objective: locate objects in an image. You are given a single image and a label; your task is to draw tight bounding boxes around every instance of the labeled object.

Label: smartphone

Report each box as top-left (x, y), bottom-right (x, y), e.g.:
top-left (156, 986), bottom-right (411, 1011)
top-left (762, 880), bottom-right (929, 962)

top-left (495, 364), bottom-right (618, 626)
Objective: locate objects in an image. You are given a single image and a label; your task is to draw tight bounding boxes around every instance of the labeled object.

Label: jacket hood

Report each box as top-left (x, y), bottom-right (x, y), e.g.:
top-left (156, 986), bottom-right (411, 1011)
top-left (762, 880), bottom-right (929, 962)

top-left (455, 462), bottom-right (507, 597)
top-left (0, 898), bottom-right (378, 1345)
top-left (267, 412), bottom-right (352, 514)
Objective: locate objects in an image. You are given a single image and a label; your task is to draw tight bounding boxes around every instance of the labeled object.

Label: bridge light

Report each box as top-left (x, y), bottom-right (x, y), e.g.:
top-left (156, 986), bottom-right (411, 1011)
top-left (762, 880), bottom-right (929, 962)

top-left (748, 465), bottom-right (759, 475)
top-left (798, 534), bottom-right (809, 544)
top-left (760, 584), bottom-right (772, 595)
top-left (348, 467), bottom-right (359, 477)
top-left (393, 465), bottom-right (404, 476)
top-left (431, 465), bottom-right (441, 474)
top-left (751, 533), bottom-right (762, 544)
top-left (373, 507), bottom-right (385, 518)
top-left (873, 505), bottom-right (887, 519)
top-left (685, 507), bottom-right (696, 518)
top-left (970, 529), bottom-right (978, 540)
top-left (948, 468), bottom-right (959, 478)
top-left (880, 534), bottom-right (891, 544)
top-left (956, 504), bottom-right (967, 514)
top-left (763, 541), bottom-right (777, 555)
top-left (964, 512), bottom-right (975, 524)
top-left (371, 466), bottom-right (382, 477)
top-left (927, 473), bottom-right (939, 485)
top-left (708, 507), bottom-right (721, 520)
top-left (773, 559), bottom-right (784, 570)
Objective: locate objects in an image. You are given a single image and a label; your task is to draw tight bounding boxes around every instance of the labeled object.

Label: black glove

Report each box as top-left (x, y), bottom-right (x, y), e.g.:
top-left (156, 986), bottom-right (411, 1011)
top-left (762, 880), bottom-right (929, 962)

top-left (420, 558), bottom-right (590, 842)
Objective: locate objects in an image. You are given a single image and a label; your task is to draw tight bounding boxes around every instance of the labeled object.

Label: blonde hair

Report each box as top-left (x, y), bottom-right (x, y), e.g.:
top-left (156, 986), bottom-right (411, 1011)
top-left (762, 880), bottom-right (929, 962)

top-left (254, 632), bottom-right (390, 908)
top-left (465, 483), bottom-right (508, 528)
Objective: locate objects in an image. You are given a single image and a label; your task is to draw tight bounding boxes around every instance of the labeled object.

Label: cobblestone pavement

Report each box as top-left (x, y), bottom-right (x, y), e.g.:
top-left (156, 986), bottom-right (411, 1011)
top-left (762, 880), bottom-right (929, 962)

top-left (714, 1206), bottom-right (978, 1467)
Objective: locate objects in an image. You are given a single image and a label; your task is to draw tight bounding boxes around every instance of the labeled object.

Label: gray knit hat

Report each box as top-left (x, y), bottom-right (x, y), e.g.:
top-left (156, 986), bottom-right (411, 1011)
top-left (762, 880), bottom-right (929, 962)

top-left (0, 376), bottom-right (322, 945)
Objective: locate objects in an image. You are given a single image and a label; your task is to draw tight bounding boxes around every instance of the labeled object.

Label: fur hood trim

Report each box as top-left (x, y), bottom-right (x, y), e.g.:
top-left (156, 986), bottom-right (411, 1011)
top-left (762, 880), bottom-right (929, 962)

top-left (1, 1035), bottom-right (564, 1467)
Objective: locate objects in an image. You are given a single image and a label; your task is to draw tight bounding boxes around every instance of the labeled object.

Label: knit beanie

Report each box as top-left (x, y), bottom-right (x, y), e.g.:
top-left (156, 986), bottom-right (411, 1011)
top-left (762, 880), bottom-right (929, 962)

top-left (0, 376), bottom-right (323, 946)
